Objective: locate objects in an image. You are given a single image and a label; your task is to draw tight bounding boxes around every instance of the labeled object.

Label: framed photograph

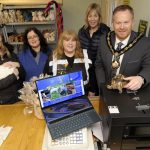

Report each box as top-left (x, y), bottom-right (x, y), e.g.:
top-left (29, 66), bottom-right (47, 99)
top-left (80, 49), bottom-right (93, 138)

top-left (148, 27), bottom-right (150, 38)
top-left (138, 20), bottom-right (148, 35)
top-left (123, 0), bottom-right (130, 5)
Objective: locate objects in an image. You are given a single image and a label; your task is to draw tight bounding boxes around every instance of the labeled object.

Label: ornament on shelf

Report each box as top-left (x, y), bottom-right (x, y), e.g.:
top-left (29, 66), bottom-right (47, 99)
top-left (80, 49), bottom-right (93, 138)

top-left (16, 10), bottom-right (24, 22)
top-left (32, 11), bottom-right (38, 22)
top-left (42, 30), bottom-right (55, 43)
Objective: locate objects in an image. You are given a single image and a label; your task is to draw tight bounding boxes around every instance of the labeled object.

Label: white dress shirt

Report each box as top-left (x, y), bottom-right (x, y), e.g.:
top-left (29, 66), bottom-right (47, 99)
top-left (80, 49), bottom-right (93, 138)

top-left (114, 35), bottom-right (130, 75)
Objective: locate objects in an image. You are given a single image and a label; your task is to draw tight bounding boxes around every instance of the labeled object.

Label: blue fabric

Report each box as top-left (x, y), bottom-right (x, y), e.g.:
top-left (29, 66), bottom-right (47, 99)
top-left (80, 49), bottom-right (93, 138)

top-left (18, 49), bottom-right (49, 81)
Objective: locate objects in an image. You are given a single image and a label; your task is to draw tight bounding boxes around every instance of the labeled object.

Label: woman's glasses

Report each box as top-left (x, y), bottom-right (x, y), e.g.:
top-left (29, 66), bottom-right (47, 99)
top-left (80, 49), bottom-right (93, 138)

top-left (27, 35), bottom-right (39, 40)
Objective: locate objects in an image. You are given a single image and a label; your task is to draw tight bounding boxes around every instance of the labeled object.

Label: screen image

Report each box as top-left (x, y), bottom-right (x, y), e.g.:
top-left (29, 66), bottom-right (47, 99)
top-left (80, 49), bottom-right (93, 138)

top-left (36, 71), bottom-right (85, 108)
top-left (43, 98), bottom-right (92, 122)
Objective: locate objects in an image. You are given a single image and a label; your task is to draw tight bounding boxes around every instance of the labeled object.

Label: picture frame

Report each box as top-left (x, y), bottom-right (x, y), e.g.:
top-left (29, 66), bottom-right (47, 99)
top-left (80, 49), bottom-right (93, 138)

top-left (148, 27), bottom-right (150, 38)
top-left (123, 0), bottom-right (130, 5)
top-left (138, 20), bottom-right (148, 36)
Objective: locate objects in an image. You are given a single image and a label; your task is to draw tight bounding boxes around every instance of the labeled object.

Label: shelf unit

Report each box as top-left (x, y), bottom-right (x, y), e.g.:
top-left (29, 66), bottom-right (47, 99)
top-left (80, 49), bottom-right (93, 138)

top-left (1, 3), bottom-right (58, 52)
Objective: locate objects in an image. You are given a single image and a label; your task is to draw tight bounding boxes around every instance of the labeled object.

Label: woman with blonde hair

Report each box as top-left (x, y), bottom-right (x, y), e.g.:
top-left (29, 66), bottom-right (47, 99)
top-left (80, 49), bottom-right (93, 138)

top-left (78, 3), bottom-right (110, 96)
top-left (44, 30), bottom-right (92, 95)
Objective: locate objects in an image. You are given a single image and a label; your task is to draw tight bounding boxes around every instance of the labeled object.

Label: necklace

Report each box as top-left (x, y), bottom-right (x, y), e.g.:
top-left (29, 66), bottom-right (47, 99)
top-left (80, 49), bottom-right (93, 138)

top-left (107, 31), bottom-right (143, 69)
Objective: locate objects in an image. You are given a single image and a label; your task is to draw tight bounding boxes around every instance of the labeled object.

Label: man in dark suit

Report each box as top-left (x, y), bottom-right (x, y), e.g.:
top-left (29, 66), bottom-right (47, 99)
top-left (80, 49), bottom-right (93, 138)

top-left (95, 5), bottom-right (150, 92)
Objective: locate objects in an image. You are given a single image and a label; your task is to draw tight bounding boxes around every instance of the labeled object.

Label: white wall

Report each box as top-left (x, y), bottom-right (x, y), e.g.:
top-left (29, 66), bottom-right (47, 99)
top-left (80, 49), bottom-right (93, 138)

top-left (130, 0), bottom-right (150, 36)
top-left (62, 0), bottom-right (101, 33)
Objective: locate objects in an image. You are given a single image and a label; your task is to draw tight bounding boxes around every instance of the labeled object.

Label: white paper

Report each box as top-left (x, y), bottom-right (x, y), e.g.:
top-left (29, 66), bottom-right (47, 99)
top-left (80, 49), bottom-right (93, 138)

top-left (0, 66), bottom-right (14, 80)
top-left (0, 125), bottom-right (13, 146)
top-left (91, 121), bottom-right (103, 142)
top-left (108, 106), bottom-right (119, 114)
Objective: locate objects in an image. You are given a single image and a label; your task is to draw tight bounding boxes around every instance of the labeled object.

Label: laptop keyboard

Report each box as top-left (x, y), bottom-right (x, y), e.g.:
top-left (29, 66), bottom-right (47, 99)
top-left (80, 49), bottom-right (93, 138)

top-left (48, 109), bottom-right (100, 139)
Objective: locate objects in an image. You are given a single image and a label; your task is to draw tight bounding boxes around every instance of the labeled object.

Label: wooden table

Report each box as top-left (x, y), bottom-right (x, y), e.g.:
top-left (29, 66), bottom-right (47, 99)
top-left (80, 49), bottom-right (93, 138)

top-left (0, 104), bottom-right (45, 150)
top-left (89, 96), bottom-right (100, 113)
top-left (0, 97), bottom-right (100, 150)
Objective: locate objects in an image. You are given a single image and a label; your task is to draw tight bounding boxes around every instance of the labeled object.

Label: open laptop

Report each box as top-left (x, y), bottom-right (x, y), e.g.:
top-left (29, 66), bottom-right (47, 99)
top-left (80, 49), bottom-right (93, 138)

top-left (36, 71), bottom-right (101, 139)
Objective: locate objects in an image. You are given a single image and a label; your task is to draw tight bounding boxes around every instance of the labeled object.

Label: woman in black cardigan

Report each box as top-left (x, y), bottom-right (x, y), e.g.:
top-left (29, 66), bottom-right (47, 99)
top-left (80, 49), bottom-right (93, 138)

top-left (0, 33), bottom-right (25, 104)
top-left (78, 3), bottom-right (110, 96)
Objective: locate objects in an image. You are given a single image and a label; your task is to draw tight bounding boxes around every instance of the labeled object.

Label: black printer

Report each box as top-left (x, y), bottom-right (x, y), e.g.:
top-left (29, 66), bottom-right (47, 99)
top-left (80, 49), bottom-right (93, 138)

top-left (100, 84), bottom-right (150, 150)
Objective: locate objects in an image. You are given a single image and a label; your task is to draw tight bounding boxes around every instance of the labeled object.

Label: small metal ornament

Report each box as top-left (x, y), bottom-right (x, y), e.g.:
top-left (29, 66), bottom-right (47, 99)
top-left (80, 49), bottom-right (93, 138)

top-left (112, 52), bottom-right (120, 69)
top-left (112, 60), bottom-right (120, 69)
top-left (114, 52), bottom-right (119, 57)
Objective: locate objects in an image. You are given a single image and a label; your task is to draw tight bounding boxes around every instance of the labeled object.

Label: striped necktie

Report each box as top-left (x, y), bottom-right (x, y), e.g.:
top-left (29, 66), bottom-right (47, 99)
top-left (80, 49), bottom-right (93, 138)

top-left (116, 42), bottom-right (123, 51)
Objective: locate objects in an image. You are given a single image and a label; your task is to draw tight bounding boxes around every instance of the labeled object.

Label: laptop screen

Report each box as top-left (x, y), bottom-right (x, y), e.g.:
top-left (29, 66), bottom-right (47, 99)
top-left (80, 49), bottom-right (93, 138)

top-left (36, 71), bottom-right (85, 108)
top-left (43, 98), bottom-right (92, 122)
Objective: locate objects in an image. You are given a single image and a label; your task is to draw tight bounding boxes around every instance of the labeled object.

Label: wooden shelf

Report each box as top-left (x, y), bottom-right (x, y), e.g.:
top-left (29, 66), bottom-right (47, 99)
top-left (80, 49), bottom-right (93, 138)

top-left (9, 41), bottom-right (56, 45)
top-left (6, 21), bottom-right (56, 26)
top-left (9, 42), bottom-right (23, 45)
top-left (3, 5), bottom-right (47, 9)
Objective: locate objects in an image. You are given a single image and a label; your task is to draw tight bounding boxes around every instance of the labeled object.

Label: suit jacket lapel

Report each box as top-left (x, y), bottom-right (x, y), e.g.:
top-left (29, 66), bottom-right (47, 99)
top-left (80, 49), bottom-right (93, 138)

top-left (107, 32), bottom-right (115, 76)
top-left (107, 32), bottom-right (116, 70)
top-left (111, 31), bottom-right (116, 48)
top-left (119, 31), bottom-right (137, 73)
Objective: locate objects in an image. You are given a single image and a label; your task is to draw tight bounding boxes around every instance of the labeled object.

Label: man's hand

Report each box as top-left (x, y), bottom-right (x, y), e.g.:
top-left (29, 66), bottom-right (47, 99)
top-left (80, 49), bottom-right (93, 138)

top-left (123, 76), bottom-right (144, 91)
top-left (88, 91), bottom-right (95, 98)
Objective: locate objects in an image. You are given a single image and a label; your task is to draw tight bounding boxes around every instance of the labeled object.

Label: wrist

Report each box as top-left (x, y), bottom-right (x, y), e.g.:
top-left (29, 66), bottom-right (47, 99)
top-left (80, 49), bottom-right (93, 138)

top-left (138, 75), bottom-right (145, 85)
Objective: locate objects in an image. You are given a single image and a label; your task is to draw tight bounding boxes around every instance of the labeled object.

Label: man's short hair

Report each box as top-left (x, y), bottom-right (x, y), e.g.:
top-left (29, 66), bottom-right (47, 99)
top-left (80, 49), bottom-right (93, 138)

top-left (113, 5), bottom-right (134, 18)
